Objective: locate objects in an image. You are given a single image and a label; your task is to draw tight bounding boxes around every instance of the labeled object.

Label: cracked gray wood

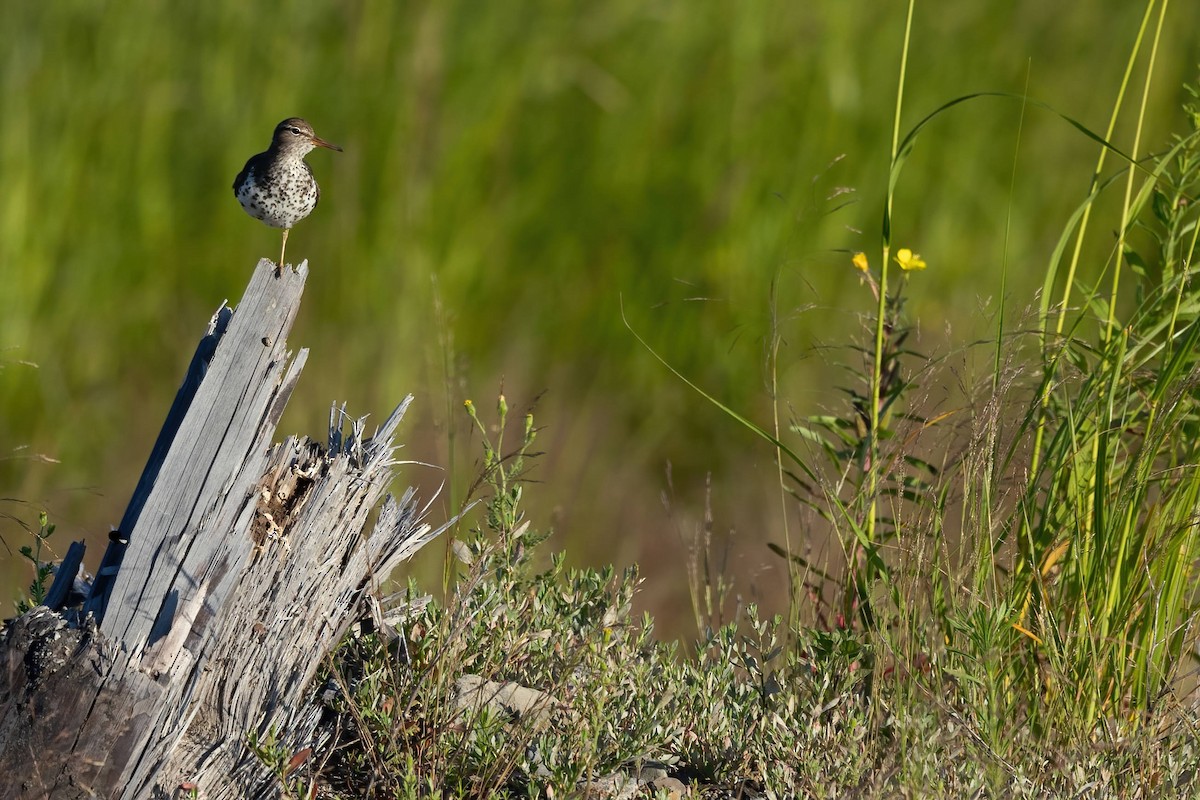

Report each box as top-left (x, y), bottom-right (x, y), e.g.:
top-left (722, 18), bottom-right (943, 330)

top-left (0, 259), bottom-right (445, 799)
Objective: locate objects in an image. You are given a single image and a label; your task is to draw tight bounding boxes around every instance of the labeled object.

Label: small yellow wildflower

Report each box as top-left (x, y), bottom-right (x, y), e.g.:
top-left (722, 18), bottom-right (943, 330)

top-left (894, 248), bottom-right (927, 272)
top-left (851, 251), bottom-right (869, 272)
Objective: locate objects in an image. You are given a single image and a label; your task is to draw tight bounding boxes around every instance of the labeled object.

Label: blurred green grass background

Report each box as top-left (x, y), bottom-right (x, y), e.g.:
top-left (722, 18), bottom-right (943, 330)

top-left (2, 1), bottom-right (1198, 631)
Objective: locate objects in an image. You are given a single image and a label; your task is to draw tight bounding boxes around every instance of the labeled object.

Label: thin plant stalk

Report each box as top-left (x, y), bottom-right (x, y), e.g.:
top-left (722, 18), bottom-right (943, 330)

top-left (867, 0), bottom-right (916, 593)
top-left (1029, 0), bottom-right (1156, 478)
top-left (1104, 0), bottom-right (1167, 343)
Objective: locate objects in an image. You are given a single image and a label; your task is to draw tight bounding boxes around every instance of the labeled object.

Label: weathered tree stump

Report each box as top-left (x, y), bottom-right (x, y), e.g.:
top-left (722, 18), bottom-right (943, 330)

top-left (0, 260), bottom-right (445, 799)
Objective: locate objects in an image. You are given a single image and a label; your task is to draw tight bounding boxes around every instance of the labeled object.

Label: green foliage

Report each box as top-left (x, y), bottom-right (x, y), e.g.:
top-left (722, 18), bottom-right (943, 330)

top-left (283, 421), bottom-right (1200, 796)
top-left (293, 397), bottom-right (877, 795)
top-left (15, 510), bottom-right (56, 614)
top-left (13, 2), bottom-right (1200, 795)
top-left (788, 273), bottom-right (928, 632)
top-left (247, 726), bottom-right (319, 800)
top-left (639, 0), bottom-right (1200, 771)
top-left (463, 394), bottom-right (538, 555)
top-left (5, 3), bottom-right (1200, 615)
top-left (312, 399), bottom-right (677, 794)
top-left (1012, 87), bottom-right (1200, 729)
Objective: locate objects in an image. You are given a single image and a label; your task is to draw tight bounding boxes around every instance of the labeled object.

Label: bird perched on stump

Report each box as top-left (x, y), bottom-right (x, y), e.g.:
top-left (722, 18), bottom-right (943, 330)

top-left (233, 118), bottom-right (342, 274)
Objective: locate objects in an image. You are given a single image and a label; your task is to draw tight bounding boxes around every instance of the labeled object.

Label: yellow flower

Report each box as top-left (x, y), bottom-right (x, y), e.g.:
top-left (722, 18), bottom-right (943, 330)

top-left (894, 248), bottom-right (926, 272)
top-left (851, 252), bottom-right (869, 272)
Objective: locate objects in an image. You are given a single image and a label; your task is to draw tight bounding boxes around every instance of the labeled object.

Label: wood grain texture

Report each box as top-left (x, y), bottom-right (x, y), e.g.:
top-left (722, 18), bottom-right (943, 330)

top-left (0, 260), bottom-right (444, 799)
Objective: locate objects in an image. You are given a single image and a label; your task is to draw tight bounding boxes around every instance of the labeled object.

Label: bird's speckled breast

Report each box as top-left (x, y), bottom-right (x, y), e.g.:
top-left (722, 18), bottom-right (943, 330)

top-left (235, 158), bottom-right (320, 230)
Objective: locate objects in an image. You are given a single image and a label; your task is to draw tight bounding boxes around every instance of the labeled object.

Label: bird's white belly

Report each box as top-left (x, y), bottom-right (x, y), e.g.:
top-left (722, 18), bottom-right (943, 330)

top-left (236, 167), bottom-right (319, 230)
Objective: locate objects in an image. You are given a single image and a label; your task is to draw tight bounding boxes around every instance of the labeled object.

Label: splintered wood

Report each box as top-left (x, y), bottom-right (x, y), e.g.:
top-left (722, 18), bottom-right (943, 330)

top-left (0, 260), bottom-right (444, 800)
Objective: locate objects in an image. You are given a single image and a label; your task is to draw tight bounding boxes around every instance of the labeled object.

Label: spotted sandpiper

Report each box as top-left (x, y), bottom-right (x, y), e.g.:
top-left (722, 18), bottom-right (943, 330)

top-left (233, 118), bottom-right (342, 274)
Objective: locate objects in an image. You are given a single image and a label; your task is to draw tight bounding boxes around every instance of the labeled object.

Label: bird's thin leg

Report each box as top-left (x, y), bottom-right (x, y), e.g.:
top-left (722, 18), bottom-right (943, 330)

top-left (278, 228), bottom-right (290, 276)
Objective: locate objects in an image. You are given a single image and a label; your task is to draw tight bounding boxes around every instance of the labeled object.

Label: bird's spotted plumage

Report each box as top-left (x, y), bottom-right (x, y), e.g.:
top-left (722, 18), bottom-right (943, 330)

top-left (233, 118), bottom-right (341, 271)
top-left (235, 153), bottom-right (320, 230)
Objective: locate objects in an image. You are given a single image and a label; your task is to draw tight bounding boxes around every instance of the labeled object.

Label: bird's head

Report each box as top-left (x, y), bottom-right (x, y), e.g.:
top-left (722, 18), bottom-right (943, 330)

top-left (270, 118), bottom-right (343, 157)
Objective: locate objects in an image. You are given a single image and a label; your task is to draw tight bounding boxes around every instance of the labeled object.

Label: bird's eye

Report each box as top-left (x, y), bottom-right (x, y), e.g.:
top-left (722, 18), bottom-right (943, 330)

top-left (290, 127), bottom-right (302, 135)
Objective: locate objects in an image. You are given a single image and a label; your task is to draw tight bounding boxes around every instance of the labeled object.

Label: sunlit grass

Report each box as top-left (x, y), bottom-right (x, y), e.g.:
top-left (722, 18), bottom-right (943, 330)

top-left (8, 3), bottom-right (1200, 794)
top-left (3, 1), bottom-right (1199, 629)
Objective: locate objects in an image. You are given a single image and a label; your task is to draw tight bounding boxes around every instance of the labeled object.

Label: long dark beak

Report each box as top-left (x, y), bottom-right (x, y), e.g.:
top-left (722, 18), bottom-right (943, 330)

top-left (311, 135), bottom-right (343, 153)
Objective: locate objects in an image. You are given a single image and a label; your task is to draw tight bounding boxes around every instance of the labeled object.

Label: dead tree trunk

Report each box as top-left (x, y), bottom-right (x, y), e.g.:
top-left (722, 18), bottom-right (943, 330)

top-left (0, 260), bottom-right (444, 799)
